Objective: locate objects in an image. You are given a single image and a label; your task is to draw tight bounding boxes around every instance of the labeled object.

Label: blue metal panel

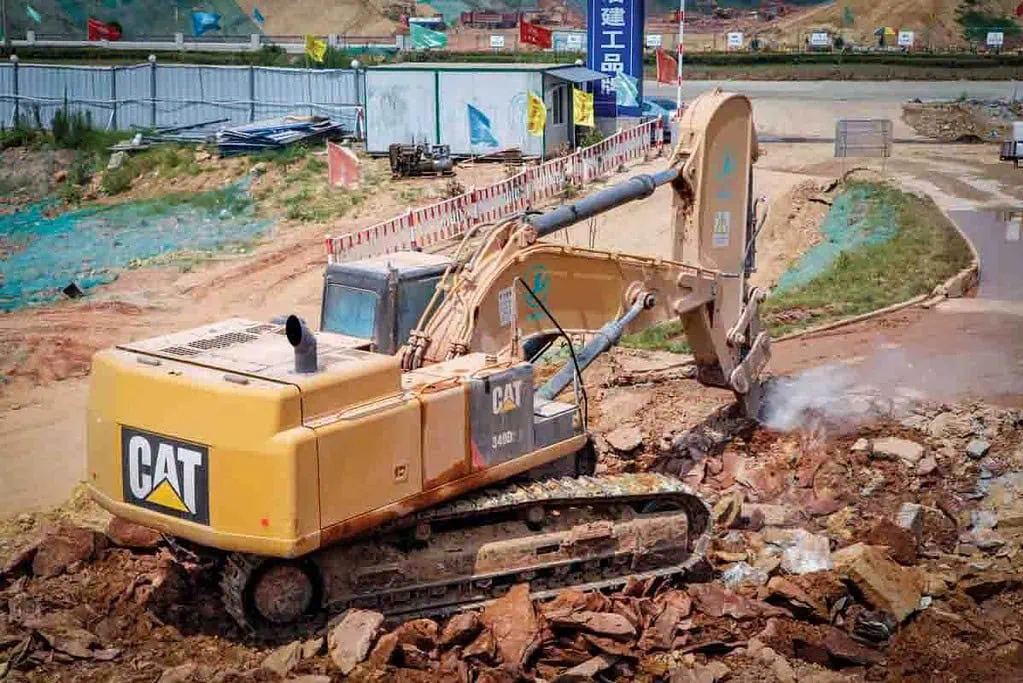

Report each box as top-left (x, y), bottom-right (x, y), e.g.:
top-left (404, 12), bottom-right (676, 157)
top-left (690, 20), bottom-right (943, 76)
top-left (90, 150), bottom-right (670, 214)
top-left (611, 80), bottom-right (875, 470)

top-left (0, 65), bottom-right (14, 127)
top-left (254, 68), bottom-right (360, 130)
top-left (113, 64), bottom-right (152, 130)
top-left (16, 64), bottom-right (114, 129)
top-left (155, 64), bottom-right (251, 128)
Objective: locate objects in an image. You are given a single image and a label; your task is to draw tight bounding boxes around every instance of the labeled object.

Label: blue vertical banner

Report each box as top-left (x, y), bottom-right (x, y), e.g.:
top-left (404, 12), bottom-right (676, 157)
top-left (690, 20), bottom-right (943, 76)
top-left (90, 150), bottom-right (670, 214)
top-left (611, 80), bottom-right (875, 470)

top-left (586, 0), bottom-right (644, 118)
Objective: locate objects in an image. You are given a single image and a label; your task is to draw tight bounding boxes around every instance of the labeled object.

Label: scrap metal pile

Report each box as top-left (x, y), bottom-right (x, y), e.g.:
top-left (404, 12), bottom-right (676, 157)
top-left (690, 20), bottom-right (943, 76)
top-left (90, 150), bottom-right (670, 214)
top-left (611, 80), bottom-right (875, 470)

top-left (107, 116), bottom-right (347, 157)
top-left (216, 116), bottom-right (347, 157)
top-left (1, 387), bottom-right (1022, 682)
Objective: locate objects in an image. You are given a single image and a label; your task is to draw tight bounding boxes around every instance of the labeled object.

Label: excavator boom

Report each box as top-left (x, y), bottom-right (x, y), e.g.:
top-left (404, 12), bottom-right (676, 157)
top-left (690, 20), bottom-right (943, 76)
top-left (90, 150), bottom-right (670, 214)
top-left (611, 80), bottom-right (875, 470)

top-left (403, 89), bottom-right (769, 415)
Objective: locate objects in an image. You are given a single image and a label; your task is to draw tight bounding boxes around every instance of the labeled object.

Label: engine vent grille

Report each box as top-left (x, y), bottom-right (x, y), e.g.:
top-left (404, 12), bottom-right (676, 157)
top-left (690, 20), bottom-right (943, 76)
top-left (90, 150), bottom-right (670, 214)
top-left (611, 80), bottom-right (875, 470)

top-left (158, 330), bottom-right (264, 357)
top-left (159, 345), bottom-right (202, 358)
top-left (187, 331), bottom-right (259, 350)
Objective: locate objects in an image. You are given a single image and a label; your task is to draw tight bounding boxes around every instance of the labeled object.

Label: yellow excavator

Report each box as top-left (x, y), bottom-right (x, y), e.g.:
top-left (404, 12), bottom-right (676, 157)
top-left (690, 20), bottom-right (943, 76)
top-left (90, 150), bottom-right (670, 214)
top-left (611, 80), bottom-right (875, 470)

top-left (86, 91), bottom-right (770, 633)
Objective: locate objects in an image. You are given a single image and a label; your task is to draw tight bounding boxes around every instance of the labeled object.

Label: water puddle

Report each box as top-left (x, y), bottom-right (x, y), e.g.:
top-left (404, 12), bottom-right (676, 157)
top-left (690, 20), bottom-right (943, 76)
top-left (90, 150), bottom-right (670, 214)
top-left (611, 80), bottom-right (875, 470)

top-left (0, 177), bottom-right (272, 312)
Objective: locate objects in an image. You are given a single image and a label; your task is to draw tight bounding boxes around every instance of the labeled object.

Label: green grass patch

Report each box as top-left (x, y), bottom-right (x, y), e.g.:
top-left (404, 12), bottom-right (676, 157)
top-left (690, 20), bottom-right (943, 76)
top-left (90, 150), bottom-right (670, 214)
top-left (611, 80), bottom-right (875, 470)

top-left (621, 320), bottom-right (691, 354)
top-left (621, 181), bottom-right (971, 353)
top-left (761, 181), bottom-right (970, 335)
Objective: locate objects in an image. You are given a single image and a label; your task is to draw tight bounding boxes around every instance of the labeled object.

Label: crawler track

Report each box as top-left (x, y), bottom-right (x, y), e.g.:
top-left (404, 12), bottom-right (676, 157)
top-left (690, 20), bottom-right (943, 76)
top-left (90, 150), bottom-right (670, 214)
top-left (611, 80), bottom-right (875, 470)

top-left (221, 472), bottom-right (711, 635)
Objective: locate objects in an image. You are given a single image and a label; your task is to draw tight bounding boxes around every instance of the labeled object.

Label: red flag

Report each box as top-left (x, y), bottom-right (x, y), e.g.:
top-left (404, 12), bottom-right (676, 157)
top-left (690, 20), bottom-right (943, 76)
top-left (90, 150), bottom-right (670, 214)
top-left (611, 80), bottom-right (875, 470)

top-left (87, 17), bottom-right (121, 41)
top-left (656, 48), bottom-right (678, 84)
top-left (1016, 1), bottom-right (1023, 17)
top-left (519, 19), bottom-right (552, 49)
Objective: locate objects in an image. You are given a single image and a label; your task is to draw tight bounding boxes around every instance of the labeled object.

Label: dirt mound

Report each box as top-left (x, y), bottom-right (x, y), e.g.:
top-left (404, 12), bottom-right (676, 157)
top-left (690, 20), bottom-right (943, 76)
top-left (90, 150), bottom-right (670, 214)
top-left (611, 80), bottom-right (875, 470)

top-left (903, 99), bottom-right (1023, 143)
top-left (2, 395), bottom-right (1021, 681)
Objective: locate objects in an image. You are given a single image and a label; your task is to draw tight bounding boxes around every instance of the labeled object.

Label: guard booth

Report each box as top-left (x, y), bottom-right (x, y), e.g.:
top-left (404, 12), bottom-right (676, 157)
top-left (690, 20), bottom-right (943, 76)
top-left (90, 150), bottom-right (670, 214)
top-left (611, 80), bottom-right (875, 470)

top-left (363, 62), bottom-right (608, 157)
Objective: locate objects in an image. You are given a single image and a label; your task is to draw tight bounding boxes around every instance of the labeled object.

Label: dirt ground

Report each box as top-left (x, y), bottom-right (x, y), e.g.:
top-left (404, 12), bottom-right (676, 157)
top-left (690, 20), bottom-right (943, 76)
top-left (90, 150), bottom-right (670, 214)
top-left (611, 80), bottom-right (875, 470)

top-left (1, 140), bottom-right (1021, 515)
top-left (1, 120), bottom-right (1022, 680)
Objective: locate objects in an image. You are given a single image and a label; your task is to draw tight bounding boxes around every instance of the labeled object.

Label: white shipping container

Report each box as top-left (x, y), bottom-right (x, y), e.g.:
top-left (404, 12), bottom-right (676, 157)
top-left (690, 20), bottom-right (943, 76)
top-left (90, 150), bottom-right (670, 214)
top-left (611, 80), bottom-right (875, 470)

top-left (1013, 121), bottom-right (1023, 143)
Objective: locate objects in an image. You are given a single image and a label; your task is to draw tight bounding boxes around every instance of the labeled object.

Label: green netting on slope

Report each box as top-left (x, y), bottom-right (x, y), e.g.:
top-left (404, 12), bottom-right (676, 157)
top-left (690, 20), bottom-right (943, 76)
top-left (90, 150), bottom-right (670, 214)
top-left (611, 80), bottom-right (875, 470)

top-left (9, 0), bottom-right (259, 39)
top-left (0, 177), bottom-right (272, 312)
top-left (774, 185), bottom-right (897, 293)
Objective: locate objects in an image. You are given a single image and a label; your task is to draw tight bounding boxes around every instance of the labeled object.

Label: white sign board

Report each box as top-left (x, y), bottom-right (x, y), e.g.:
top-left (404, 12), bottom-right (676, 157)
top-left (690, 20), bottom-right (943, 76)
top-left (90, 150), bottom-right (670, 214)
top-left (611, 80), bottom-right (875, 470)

top-left (727, 32), bottom-right (744, 48)
top-left (646, 34), bottom-right (662, 48)
top-left (987, 31), bottom-right (1004, 47)
top-left (898, 30), bottom-right (914, 47)
top-left (566, 33), bottom-right (583, 49)
top-left (490, 34), bottom-right (505, 48)
top-left (809, 32), bottom-right (830, 47)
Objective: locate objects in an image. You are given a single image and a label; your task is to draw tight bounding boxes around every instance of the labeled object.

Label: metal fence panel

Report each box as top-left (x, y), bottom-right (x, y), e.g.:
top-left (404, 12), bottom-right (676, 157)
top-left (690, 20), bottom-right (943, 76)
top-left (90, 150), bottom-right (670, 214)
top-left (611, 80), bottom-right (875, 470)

top-left (834, 119), bottom-right (893, 158)
top-left (17, 64), bottom-right (113, 129)
top-left (253, 67), bottom-right (359, 129)
top-left (365, 69), bottom-right (436, 154)
top-left (113, 64), bottom-right (152, 129)
top-left (1, 62), bottom-right (363, 133)
top-left (155, 64), bottom-right (251, 128)
top-left (0, 65), bottom-right (13, 126)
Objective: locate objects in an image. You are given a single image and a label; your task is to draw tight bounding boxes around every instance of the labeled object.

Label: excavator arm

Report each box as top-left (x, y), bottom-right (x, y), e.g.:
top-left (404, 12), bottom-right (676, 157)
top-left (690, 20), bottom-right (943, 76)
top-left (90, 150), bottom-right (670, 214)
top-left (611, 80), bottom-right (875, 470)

top-left (402, 90), bottom-right (771, 416)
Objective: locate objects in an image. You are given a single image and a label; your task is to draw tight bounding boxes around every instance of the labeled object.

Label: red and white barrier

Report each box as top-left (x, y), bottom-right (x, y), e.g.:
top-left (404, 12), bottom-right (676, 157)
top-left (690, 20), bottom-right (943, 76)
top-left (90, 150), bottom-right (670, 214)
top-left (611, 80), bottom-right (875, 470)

top-left (326, 119), bottom-right (662, 263)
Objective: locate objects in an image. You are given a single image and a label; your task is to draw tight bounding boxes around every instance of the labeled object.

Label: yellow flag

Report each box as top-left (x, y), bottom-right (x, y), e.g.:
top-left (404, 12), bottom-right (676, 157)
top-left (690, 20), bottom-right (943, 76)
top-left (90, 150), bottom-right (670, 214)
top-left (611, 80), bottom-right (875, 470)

top-left (526, 90), bottom-right (546, 137)
top-left (304, 34), bottom-right (327, 63)
top-left (572, 88), bottom-right (594, 127)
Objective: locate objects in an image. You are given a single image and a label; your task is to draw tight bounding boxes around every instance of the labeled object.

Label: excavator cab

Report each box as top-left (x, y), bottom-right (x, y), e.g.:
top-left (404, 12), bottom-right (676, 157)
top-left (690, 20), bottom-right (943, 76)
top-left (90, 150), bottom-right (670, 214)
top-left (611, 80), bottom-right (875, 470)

top-left (320, 251), bottom-right (453, 354)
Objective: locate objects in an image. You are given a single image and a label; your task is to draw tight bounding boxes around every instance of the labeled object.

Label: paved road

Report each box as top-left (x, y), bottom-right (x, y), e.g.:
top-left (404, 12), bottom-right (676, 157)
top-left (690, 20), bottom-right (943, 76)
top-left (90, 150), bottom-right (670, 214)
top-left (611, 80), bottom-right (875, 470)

top-left (949, 209), bottom-right (1023, 302)
top-left (645, 80), bottom-right (1021, 102)
top-left (644, 80), bottom-right (1021, 138)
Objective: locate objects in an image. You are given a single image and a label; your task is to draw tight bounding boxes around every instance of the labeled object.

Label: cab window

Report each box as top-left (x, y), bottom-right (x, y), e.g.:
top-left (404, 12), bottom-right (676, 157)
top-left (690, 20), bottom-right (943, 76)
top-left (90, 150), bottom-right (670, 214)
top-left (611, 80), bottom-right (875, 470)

top-left (323, 284), bottom-right (377, 339)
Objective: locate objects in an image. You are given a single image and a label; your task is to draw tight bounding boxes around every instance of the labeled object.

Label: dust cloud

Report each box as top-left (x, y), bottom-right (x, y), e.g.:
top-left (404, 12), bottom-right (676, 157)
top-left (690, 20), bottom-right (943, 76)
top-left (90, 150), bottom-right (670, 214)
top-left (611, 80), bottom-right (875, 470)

top-left (762, 344), bottom-right (1021, 432)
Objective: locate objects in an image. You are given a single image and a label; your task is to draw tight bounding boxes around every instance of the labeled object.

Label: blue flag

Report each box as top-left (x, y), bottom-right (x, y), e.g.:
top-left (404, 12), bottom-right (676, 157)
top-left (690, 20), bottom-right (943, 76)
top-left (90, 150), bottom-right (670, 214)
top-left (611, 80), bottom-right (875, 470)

top-left (467, 104), bottom-right (499, 148)
top-left (253, 7), bottom-right (265, 26)
top-left (191, 11), bottom-right (221, 36)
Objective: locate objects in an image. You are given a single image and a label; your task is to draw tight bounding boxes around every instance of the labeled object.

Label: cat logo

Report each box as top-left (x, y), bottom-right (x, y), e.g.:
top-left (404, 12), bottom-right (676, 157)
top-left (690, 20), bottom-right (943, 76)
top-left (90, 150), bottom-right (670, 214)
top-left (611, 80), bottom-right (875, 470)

top-left (492, 379), bottom-right (523, 415)
top-left (121, 427), bottom-right (209, 525)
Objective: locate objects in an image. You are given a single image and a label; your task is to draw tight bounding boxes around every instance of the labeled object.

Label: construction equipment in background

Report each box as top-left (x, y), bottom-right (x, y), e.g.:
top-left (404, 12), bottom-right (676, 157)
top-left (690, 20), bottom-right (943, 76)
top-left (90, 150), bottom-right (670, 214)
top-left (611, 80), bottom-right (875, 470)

top-left (388, 142), bottom-right (456, 177)
top-left (86, 90), bottom-right (769, 634)
top-left (1001, 121), bottom-right (1023, 168)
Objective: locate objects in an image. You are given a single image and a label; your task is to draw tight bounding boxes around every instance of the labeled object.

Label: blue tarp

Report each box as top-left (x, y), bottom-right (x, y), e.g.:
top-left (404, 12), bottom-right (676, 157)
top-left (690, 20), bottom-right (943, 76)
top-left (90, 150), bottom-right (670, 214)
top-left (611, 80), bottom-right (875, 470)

top-left (775, 186), bottom-right (897, 293)
top-left (0, 178), bottom-right (271, 311)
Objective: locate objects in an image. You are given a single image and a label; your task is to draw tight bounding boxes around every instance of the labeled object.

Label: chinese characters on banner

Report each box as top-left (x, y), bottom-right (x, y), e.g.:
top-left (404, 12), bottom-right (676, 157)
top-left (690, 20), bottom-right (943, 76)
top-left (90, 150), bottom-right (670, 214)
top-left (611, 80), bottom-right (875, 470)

top-left (586, 0), bottom-right (644, 118)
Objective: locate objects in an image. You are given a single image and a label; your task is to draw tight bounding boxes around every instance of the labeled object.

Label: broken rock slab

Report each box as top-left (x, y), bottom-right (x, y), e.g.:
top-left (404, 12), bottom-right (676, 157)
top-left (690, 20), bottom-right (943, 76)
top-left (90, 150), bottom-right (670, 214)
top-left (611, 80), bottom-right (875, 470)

top-left (871, 437), bottom-right (925, 465)
top-left (605, 426), bottom-right (644, 453)
top-left (865, 519), bottom-right (918, 566)
top-left (328, 608), bottom-right (384, 674)
top-left (105, 517), bottom-right (162, 549)
top-left (552, 655), bottom-right (619, 682)
top-left (440, 611), bottom-right (481, 647)
top-left (762, 528), bottom-right (833, 575)
top-left (261, 641), bottom-right (302, 677)
top-left (548, 611), bottom-right (636, 639)
top-left (689, 583), bottom-right (788, 620)
top-left (31, 524), bottom-right (104, 578)
top-left (832, 543), bottom-right (922, 622)
top-left (480, 583), bottom-right (540, 667)
top-left (966, 439), bottom-right (991, 460)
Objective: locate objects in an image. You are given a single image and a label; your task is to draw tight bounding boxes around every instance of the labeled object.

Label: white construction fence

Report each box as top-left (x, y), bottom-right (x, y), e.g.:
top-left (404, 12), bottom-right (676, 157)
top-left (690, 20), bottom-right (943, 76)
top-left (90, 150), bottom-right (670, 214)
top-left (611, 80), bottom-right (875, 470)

top-left (326, 119), bottom-right (663, 263)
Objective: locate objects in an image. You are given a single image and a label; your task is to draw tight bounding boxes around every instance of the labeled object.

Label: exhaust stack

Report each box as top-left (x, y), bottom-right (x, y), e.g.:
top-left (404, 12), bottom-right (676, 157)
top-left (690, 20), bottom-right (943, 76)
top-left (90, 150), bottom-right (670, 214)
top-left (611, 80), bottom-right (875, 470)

top-left (285, 315), bottom-right (318, 373)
